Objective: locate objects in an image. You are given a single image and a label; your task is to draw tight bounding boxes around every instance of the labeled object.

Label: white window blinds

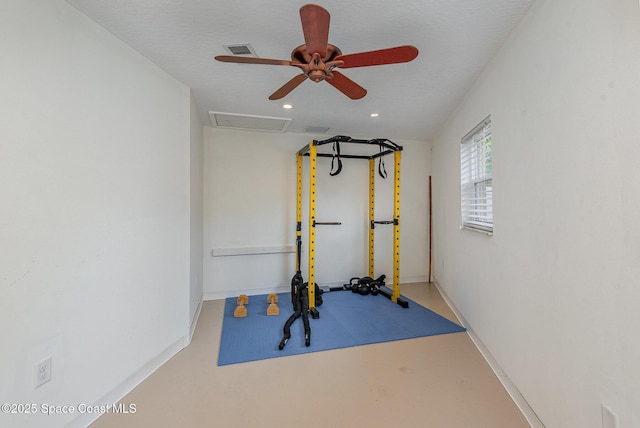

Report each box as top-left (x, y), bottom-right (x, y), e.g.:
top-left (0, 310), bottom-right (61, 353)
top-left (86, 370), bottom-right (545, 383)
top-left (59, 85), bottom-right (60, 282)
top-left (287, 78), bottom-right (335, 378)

top-left (460, 116), bottom-right (493, 234)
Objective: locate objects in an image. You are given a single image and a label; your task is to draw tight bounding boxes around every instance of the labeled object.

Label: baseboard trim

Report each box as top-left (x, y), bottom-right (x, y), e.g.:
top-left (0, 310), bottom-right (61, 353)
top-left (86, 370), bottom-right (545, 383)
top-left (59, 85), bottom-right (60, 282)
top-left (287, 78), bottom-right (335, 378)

top-left (400, 275), bottom-right (428, 284)
top-left (431, 277), bottom-right (545, 428)
top-left (186, 296), bottom-right (203, 346)
top-left (203, 275), bottom-right (428, 301)
top-left (204, 285), bottom-right (291, 301)
top-left (68, 336), bottom-right (187, 428)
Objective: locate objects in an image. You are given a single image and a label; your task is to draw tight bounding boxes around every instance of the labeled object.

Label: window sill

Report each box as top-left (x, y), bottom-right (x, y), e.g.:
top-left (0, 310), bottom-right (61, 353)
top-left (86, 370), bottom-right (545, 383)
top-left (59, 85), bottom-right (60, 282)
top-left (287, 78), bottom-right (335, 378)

top-left (460, 225), bottom-right (493, 236)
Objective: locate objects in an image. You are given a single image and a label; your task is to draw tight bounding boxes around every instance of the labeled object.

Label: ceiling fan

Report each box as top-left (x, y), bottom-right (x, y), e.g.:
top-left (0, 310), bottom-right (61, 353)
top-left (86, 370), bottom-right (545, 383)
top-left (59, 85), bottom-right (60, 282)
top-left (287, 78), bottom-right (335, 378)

top-left (214, 4), bottom-right (419, 100)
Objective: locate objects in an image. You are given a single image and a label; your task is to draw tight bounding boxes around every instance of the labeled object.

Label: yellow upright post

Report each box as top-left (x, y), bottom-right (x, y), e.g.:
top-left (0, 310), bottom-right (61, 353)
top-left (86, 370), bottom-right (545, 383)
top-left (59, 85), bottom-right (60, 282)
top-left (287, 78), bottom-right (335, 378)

top-left (368, 158), bottom-right (376, 278)
top-left (308, 142), bottom-right (317, 311)
top-left (296, 153), bottom-right (303, 271)
top-left (392, 150), bottom-right (402, 303)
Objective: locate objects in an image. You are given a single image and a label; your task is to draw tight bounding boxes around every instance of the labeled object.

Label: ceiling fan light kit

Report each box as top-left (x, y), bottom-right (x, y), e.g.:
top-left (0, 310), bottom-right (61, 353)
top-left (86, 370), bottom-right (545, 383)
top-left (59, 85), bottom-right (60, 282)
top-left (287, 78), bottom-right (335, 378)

top-left (215, 4), bottom-right (418, 100)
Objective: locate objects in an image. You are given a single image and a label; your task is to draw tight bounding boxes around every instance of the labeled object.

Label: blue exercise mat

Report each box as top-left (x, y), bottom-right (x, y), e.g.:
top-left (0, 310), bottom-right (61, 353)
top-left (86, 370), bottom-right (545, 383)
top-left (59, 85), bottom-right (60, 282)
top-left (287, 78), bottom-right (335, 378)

top-left (217, 287), bottom-right (466, 366)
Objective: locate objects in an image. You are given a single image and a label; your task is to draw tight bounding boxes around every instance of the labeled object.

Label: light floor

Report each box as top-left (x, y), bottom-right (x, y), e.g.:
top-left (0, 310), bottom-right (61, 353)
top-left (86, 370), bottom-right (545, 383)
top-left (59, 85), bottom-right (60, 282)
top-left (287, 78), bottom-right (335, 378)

top-left (91, 283), bottom-right (530, 428)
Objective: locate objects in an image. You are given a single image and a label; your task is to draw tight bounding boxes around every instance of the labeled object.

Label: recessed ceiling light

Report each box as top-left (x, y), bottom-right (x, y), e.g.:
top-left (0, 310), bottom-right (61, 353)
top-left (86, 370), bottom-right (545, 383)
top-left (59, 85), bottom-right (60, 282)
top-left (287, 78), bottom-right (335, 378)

top-left (283, 104), bottom-right (293, 109)
top-left (370, 113), bottom-right (379, 117)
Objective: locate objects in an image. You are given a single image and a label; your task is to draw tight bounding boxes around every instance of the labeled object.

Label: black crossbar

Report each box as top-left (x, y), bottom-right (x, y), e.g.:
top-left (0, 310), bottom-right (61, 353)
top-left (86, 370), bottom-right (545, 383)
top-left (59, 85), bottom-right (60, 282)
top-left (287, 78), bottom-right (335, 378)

top-left (371, 219), bottom-right (398, 229)
top-left (297, 135), bottom-right (402, 157)
top-left (313, 221), bottom-right (342, 226)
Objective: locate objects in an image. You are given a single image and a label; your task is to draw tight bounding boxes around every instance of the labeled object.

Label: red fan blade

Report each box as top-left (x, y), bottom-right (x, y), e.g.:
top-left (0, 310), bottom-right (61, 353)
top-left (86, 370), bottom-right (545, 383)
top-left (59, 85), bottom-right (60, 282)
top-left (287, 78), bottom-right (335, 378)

top-left (215, 55), bottom-right (294, 66)
top-left (325, 71), bottom-right (367, 100)
top-left (269, 74), bottom-right (309, 100)
top-left (299, 4), bottom-right (330, 58)
top-left (335, 45), bottom-right (419, 68)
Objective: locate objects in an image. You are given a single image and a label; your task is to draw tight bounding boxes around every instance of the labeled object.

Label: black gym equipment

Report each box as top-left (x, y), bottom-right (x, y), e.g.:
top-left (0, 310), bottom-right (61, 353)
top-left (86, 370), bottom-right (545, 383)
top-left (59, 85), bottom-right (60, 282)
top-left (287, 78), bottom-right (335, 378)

top-left (279, 225), bottom-right (323, 350)
top-left (278, 279), bottom-right (323, 350)
top-left (348, 275), bottom-right (385, 296)
top-left (278, 135), bottom-right (408, 350)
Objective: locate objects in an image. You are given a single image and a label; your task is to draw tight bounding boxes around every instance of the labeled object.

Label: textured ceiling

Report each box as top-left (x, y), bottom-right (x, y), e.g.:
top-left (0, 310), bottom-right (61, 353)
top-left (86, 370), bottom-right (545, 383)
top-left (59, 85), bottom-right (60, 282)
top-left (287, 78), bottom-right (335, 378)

top-left (65, 0), bottom-right (535, 141)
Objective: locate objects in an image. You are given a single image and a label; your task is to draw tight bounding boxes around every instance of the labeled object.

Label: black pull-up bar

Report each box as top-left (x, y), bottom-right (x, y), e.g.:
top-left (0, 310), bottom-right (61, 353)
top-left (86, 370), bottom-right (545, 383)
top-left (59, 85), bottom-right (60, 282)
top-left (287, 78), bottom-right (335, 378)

top-left (313, 221), bottom-right (342, 226)
top-left (371, 220), bottom-right (398, 229)
top-left (296, 135), bottom-right (403, 158)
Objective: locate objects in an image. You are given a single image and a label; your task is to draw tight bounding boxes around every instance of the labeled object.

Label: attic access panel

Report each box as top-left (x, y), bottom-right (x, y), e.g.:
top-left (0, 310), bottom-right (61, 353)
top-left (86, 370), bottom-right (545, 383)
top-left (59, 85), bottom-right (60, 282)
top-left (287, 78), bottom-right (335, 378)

top-left (209, 112), bottom-right (291, 132)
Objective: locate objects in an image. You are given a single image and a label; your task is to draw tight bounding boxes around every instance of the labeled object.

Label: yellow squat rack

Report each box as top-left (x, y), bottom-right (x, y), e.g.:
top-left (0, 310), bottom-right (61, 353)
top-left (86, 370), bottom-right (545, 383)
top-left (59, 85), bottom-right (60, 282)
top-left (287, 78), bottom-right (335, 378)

top-left (296, 135), bottom-right (408, 318)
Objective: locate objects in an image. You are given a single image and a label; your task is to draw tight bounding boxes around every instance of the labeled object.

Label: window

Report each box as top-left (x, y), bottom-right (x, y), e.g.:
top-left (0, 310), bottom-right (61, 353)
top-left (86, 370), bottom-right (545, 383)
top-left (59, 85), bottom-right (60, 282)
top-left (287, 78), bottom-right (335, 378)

top-left (460, 116), bottom-right (493, 234)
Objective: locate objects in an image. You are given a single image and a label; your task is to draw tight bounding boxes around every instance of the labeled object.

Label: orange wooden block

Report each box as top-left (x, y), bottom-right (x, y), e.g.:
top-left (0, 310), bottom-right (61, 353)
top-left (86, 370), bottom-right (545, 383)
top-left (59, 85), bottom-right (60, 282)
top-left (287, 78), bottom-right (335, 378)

top-left (267, 302), bottom-right (279, 316)
top-left (234, 304), bottom-right (247, 318)
top-left (234, 294), bottom-right (249, 318)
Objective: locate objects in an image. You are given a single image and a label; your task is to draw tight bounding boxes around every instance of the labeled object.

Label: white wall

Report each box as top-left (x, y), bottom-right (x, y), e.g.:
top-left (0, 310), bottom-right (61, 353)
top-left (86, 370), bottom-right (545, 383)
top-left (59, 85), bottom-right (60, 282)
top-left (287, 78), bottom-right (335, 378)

top-left (431, 0), bottom-right (640, 427)
top-left (189, 94), bottom-right (204, 335)
top-left (203, 127), bottom-right (430, 299)
top-left (0, 1), bottom-right (194, 427)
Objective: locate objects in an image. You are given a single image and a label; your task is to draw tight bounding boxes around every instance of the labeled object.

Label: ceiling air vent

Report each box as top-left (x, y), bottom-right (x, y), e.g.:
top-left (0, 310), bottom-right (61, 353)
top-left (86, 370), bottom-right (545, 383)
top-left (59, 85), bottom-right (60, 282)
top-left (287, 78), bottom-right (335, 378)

top-left (223, 43), bottom-right (257, 57)
top-left (209, 112), bottom-right (292, 132)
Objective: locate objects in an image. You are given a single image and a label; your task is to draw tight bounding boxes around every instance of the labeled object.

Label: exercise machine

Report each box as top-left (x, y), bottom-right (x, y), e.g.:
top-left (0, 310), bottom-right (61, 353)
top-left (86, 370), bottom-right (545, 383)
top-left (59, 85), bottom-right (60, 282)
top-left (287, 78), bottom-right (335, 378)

top-left (279, 135), bottom-right (407, 349)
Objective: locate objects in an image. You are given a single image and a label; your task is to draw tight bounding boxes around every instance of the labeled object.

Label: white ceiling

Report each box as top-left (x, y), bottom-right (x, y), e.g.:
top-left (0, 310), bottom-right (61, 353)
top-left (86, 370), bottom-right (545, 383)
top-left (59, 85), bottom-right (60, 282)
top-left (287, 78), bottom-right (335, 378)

top-left (65, 0), bottom-right (535, 141)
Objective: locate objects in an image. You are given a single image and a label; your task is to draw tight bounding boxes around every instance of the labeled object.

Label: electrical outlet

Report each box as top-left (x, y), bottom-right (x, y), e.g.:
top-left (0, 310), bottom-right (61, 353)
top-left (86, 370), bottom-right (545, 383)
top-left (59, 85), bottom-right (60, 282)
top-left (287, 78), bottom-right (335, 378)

top-left (601, 403), bottom-right (618, 428)
top-left (35, 356), bottom-right (51, 388)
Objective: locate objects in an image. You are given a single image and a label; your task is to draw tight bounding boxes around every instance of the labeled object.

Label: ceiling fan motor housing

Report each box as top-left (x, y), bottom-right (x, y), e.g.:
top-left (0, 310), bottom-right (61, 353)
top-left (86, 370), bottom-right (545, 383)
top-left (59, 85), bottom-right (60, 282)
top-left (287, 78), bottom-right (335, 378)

top-left (292, 44), bottom-right (343, 82)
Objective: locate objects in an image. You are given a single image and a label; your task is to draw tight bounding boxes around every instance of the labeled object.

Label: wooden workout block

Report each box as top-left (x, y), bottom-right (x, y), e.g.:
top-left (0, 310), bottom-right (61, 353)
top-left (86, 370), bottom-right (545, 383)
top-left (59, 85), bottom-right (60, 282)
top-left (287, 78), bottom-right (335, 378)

top-left (234, 294), bottom-right (249, 318)
top-left (267, 293), bottom-right (278, 303)
top-left (233, 304), bottom-right (247, 318)
top-left (267, 302), bottom-right (279, 316)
